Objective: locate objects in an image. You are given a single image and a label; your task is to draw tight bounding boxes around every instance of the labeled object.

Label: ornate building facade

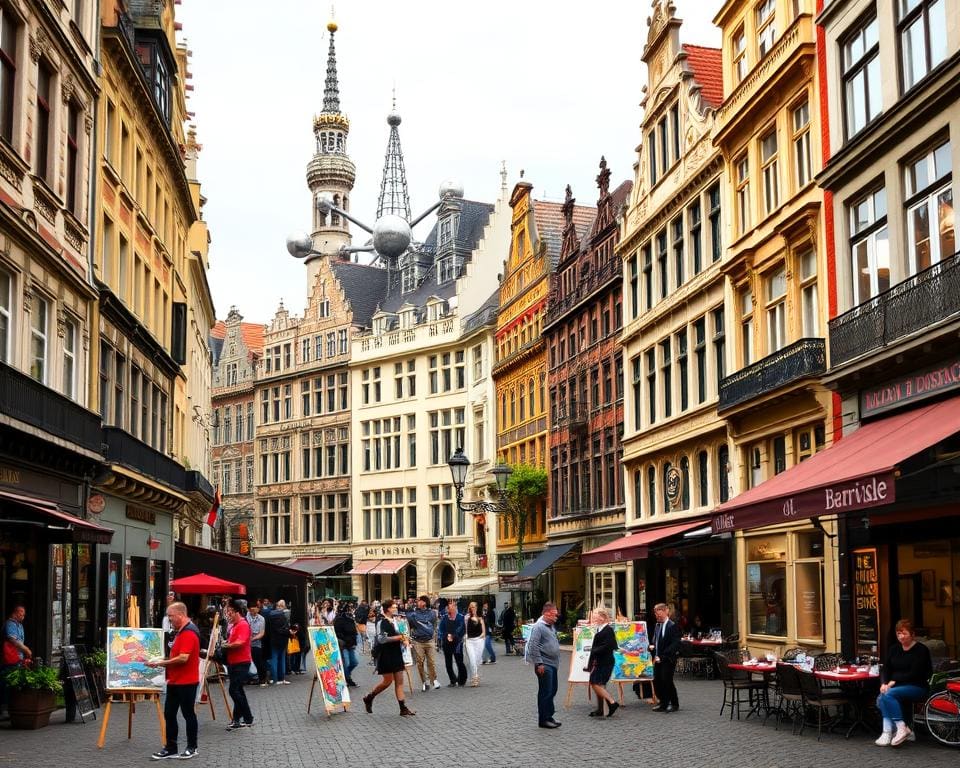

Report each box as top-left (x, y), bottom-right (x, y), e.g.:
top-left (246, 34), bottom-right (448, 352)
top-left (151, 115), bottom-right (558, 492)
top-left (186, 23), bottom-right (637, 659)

top-left (543, 163), bottom-right (630, 618)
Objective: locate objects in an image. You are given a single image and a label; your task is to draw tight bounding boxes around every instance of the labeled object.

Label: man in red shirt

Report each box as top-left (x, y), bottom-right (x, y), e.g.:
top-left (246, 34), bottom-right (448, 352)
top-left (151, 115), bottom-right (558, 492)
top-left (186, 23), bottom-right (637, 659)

top-left (221, 598), bottom-right (254, 730)
top-left (146, 601), bottom-right (200, 760)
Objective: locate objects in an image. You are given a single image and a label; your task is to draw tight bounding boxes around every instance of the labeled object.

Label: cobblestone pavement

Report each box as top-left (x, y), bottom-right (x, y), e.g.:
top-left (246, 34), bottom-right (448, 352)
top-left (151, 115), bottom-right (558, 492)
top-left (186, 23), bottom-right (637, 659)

top-left (2, 650), bottom-right (957, 767)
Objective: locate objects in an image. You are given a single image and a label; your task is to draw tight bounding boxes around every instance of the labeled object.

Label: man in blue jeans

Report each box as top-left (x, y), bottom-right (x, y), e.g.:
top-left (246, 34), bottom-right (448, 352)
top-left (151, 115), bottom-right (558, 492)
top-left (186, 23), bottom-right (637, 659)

top-left (481, 601), bottom-right (497, 664)
top-left (527, 602), bottom-right (561, 729)
top-left (266, 599), bottom-right (290, 684)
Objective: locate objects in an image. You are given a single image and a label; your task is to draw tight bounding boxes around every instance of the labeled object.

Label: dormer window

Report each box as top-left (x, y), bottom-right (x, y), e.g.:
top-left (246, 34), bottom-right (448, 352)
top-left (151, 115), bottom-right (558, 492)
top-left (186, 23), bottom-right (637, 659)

top-left (401, 256), bottom-right (418, 293)
top-left (438, 254), bottom-right (462, 284)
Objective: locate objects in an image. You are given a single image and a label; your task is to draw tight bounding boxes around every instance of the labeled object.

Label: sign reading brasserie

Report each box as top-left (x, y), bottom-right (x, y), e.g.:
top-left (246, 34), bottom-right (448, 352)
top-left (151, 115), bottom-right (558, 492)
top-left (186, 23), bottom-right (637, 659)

top-left (860, 357), bottom-right (960, 418)
top-left (853, 548), bottom-right (880, 655)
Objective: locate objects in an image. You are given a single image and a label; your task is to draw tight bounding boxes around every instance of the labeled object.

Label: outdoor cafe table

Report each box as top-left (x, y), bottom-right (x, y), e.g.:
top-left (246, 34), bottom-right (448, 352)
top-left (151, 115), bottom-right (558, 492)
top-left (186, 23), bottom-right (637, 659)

top-left (728, 662), bottom-right (777, 719)
top-left (814, 668), bottom-right (881, 738)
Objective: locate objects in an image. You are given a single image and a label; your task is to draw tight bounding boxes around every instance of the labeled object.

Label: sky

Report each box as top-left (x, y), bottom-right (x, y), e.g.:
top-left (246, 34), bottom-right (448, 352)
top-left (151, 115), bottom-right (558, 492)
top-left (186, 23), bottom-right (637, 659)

top-left (176, 1), bottom-right (722, 324)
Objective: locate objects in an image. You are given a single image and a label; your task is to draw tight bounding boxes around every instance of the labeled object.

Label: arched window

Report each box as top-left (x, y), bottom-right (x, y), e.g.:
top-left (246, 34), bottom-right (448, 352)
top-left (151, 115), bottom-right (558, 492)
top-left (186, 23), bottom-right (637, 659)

top-left (518, 385), bottom-right (525, 421)
top-left (528, 377), bottom-right (536, 414)
top-left (680, 456), bottom-right (690, 510)
top-left (500, 393), bottom-right (506, 426)
top-left (718, 444), bottom-right (730, 503)
top-left (634, 470), bottom-right (642, 518)
top-left (509, 388), bottom-right (516, 424)
top-left (647, 466), bottom-right (656, 516)
top-left (697, 450), bottom-right (709, 507)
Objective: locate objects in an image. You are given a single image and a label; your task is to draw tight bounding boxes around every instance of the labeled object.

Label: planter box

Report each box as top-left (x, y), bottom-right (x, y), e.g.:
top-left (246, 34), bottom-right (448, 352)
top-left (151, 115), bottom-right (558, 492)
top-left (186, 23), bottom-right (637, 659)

top-left (8, 688), bottom-right (57, 729)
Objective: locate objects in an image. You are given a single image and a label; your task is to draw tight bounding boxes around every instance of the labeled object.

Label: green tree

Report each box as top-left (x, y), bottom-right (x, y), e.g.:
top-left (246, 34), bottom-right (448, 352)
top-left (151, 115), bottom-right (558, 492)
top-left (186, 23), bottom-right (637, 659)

top-left (504, 464), bottom-right (547, 565)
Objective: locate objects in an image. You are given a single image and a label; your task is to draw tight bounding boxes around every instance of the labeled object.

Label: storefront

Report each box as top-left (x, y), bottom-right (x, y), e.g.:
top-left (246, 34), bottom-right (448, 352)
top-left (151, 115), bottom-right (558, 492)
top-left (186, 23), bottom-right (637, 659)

top-left (712, 393), bottom-right (960, 660)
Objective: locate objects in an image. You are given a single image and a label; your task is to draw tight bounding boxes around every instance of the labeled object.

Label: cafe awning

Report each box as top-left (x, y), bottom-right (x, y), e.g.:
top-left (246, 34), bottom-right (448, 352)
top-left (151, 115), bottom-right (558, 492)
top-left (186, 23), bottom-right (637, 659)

top-left (0, 490), bottom-right (114, 544)
top-left (581, 520), bottom-right (706, 566)
top-left (711, 396), bottom-right (960, 534)
top-left (280, 556), bottom-right (349, 577)
top-left (367, 558), bottom-right (411, 575)
top-left (346, 560), bottom-right (382, 576)
top-left (438, 575), bottom-right (499, 597)
top-left (513, 542), bottom-right (578, 580)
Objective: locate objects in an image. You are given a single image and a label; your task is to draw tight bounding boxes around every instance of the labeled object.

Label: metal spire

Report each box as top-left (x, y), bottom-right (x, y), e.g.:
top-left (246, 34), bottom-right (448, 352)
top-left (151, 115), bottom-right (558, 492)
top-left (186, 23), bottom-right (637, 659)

top-left (376, 93), bottom-right (412, 220)
top-left (322, 19), bottom-right (341, 114)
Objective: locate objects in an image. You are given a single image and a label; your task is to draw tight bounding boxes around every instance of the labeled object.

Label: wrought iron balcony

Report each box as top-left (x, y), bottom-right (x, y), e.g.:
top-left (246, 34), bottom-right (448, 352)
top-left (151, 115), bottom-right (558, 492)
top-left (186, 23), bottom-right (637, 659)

top-left (553, 402), bottom-right (587, 430)
top-left (0, 361), bottom-right (102, 454)
top-left (829, 251), bottom-right (960, 368)
top-left (185, 470), bottom-right (215, 502)
top-left (718, 338), bottom-right (826, 412)
top-left (103, 426), bottom-right (186, 491)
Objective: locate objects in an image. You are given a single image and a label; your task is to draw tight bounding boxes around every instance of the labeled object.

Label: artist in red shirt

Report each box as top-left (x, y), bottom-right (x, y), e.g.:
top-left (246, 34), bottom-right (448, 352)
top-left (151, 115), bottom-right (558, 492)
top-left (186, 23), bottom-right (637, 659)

top-left (146, 601), bottom-right (200, 760)
top-left (221, 598), bottom-right (254, 730)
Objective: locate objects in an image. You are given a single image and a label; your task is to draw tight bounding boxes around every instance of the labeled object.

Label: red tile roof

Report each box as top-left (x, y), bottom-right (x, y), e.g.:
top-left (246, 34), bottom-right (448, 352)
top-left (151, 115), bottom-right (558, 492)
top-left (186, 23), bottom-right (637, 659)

top-left (211, 320), bottom-right (265, 354)
top-left (682, 44), bottom-right (723, 110)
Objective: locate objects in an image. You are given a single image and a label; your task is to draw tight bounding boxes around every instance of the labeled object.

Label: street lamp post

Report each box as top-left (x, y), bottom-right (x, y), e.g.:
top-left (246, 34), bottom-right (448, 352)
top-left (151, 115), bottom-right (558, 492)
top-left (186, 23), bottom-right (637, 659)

top-left (447, 448), bottom-right (512, 575)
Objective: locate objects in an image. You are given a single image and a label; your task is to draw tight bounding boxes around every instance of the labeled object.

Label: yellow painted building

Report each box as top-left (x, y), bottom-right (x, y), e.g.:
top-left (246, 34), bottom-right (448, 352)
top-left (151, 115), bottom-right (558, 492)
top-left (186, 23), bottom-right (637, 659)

top-left (712, 0), bottom-right (837, 654)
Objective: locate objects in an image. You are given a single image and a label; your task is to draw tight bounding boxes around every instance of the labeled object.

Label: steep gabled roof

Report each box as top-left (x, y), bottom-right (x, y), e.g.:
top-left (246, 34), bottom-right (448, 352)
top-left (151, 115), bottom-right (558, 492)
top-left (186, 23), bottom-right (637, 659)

top-left (535, 200), bottom-right (596, 269)
top-left (329, 260), bottom-right (390, 328)
top-left (210, 320), bottom-right (265, 354)
top-left (682, 44), bottom-right (723, 109)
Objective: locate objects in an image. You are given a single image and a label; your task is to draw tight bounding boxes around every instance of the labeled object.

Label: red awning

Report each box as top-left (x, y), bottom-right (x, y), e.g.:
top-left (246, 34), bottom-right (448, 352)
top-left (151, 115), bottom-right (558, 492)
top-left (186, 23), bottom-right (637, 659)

top-left (582, 521), bottom-right (707, 566)
top-left (367, 558), bottom-right (411, 575)
top-left (0, 490), bottom-right (114, 544)
top-left (346, 560), bottom-right (382, 576)
top-left (712, 396), bottom-right (960, 533)
top-left (170, 572), bottom-right (246, 595)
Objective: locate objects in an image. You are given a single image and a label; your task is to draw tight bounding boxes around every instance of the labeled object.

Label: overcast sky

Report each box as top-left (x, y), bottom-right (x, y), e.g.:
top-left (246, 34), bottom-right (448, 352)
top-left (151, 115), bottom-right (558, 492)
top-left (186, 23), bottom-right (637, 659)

top-left (176, 1), bottom-right (722, 324)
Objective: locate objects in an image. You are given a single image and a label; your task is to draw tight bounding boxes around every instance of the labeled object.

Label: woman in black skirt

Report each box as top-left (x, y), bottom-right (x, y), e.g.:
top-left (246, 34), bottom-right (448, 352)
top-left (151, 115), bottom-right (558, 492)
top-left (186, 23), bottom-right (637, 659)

top-left (586, 607), bottom-right (619, 718)
top-left (362, 599), bottom-right (415, 716)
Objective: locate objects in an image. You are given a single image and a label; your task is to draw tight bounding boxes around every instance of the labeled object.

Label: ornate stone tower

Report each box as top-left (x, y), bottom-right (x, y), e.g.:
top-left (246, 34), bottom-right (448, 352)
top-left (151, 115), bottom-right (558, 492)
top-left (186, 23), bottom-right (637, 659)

top-left (305, 19), bottom-right (356, 284)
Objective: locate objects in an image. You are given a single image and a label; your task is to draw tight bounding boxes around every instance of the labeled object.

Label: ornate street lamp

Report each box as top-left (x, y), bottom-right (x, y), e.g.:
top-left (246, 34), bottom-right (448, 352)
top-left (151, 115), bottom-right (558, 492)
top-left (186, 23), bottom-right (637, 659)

top-left (447, 448), bottom-right (512, 514)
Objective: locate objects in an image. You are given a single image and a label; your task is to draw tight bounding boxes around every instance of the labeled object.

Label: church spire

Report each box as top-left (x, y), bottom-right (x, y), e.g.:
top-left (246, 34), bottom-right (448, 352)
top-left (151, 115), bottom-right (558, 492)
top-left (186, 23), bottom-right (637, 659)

top-left (322, 20), bottom-right (341, 114)
top-left (376, 93), bottom-right (412, 220)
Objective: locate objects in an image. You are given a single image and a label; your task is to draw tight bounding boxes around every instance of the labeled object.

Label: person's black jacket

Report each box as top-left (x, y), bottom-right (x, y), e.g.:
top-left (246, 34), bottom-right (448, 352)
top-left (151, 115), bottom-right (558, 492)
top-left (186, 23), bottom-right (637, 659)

top-left (587, 624), bottom-right (617, 669)
top-left (482, 607), bottom-right (497, 635)
top-left (354, 603), bottom-right (369, 626)
top-left (501, 606), bottom-right (516, 634)
top-left (655, 619), bottom-right (682, 664)
top-left (267, 608), bottom-right (289, 643)
top-left (333, 614), bottom-right (357, 650)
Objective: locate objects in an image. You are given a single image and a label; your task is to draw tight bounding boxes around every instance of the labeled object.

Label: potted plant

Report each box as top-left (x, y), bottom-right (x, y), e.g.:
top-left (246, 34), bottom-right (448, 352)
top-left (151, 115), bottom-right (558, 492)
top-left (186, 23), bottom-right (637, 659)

top-left (83, 647), bottom-right (107, 706)
top-left (4, 663), bottom-right (62, 729)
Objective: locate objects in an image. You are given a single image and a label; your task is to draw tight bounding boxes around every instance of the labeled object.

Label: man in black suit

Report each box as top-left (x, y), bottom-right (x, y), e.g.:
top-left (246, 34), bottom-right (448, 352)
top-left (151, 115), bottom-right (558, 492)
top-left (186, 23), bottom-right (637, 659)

top-left (649, 602), bottom-right (681, 712)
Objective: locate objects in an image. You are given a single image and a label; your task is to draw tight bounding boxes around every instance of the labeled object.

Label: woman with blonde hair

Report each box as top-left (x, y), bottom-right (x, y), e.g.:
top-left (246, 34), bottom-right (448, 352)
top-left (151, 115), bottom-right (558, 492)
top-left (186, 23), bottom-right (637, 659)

top-left (463, 601), bottom-right (486, 687)
top-left (585, 607), bottom-right (619, 717)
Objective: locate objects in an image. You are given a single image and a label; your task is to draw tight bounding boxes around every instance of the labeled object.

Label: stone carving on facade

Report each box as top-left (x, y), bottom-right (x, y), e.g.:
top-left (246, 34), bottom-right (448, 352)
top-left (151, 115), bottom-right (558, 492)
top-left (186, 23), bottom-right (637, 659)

top-left (33, 182), bottom-right (57, 225)
top-left (0, 153), bottom-right (23, 191)
top-left (28, 29), bottom-right (49, 62)
top-left (61, 73), bottom-right (76, 104)
top-left (56, 306), bottom-right (67, 338)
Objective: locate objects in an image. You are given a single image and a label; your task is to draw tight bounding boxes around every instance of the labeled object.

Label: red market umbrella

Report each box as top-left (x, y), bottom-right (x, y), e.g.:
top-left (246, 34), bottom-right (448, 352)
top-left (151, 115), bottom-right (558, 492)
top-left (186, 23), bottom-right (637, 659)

top-left (169, 572), bottom-right (246, 595)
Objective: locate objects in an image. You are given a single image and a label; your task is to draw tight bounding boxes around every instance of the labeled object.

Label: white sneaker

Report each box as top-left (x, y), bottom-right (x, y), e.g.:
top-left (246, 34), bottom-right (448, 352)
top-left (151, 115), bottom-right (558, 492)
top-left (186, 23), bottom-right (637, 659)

top-left (433, 680), bottom-right (441, 690)
top-left (875, 731), bottom-right (893, 746)
top-left (422, 682), bottom-right (428, 692)
top-left (891, 724), bottom-right (912, 747)
top-left (279, 680), bottom-right (291, 685)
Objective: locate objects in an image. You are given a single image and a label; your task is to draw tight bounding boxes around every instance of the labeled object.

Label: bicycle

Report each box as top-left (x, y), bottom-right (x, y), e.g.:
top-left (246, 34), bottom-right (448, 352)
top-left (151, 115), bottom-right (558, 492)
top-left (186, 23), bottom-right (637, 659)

top-left (924, 678), bottom-right (960, 747)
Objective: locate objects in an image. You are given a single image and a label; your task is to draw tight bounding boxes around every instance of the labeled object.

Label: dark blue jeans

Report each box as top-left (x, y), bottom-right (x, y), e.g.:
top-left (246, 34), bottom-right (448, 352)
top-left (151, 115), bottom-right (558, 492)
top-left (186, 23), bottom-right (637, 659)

top-left (483, 634), bottom-right (496, 662)
top-left (536, 664), bottom-right (558, 724)
top-left (341, 647), bottom-right (359, 680)
top-left (269, 644), bottom-right (286, 682)
top-left (877, 684), bottom-right (927, 722)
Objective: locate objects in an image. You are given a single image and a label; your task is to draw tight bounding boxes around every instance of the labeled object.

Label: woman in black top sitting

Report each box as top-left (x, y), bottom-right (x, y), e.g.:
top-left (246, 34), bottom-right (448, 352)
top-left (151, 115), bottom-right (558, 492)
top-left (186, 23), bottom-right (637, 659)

top-left (586, 607), bottom-right (619, 718)
top-left (362, 599), bottom-right (415, 716)
top-left (875, 618), bottom-right (932, 747)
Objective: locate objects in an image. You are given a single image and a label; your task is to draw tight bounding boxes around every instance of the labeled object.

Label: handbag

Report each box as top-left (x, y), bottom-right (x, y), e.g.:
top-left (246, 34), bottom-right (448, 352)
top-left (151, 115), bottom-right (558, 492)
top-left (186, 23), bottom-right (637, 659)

top-left (287, 637), bottom-right (301, 655)
top-left (2, 640), bottom-right (20, 665)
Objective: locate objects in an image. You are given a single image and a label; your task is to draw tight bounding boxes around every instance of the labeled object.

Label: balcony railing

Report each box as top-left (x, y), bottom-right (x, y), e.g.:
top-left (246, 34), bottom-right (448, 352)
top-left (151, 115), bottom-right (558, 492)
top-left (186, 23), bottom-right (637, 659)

top-left (185, 470), bottom-right (215, 502)
top-left (829, 251), bottom-right (960, 368)
top-left (0, 361), bottom-right (102, 454)
top-left (103, 426), bottom-right (186, 491)
top-left (718, 337), bottom-right (826, 412)
top-left (553, 402), bottom-right (587, 430)
top-left (545, 257), bottom-right (621, 325)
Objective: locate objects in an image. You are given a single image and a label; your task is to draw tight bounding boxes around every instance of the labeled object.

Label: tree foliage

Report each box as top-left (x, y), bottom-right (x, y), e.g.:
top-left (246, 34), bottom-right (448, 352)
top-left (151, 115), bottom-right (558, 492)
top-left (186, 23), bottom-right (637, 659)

top-left (504, 464), bottom-right (548, 560)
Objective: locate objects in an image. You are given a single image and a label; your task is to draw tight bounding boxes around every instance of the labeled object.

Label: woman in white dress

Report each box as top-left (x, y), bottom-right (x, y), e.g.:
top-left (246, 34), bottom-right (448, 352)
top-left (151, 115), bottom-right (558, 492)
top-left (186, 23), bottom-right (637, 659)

top-left (463, 602), bottom-right (486, 687)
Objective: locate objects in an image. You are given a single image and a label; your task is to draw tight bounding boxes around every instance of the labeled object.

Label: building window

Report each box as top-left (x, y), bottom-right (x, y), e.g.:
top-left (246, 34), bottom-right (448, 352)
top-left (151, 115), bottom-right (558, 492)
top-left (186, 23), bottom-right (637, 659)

top-left (735, 154), bottom-right (750, 235)
top-left (899, 0), bottom-right (947, 92)
top-left (713, 307), bottom-right (726, 385)
top-left (29, 292), bottom-right (48, 383)
top-left (672, 216), bottom-right (684, 288)
top-left (739, 289), bottom-right (754, 366)
top-left (35, 61), bottom-right (52, 181)
top-left (677, 329), bottom-right (688, 412)
top-left (792, 101), bottom-right (811, 189)
top-left (733, 27), bottom-right (748, 83)
top-left (0, 8), bottom-right (16, 143)
top-left (66, 104), bottom-right (80, 213)
top-left (631, 356), bottom-right (642, 430)
top-left (472, 344), bottom-right (483, 381)
top-left (688, 201), bottom-right (702, 276)
top-left (842, 15), bottom-right (880, 138)
top-left (648, 128), bottom-right (657, 186)
top-left (429, 484), bottom-right (456, 537)
top-left (660, 338), bottom-right (672, 419)
top-left (62, 317), bottom-right (77, 399)
top-left (361, 417), bottom-right (403, 471)
top-left (338, 328), bottom-right (348, 354)
top-left (645, 349), bottom-right (656, 424)
top-left (718, 443), bottom-right (730, 503)
top-left (656, 230), bottom-right (668, 300)
top-left (222, 406), bottom-right (232, 444)
top-left (799, 250), bottom-right (818, 337)
top-left (708, 183), bottom-right (722, 263)
top-left (747, 534), bottom-right (787, 637)
top-left (647, 466), bottom-right (656, 517)
top-left (765, 266), bottom-right (787, 353)
top-left (850, 186), bottom-right (890, 305)
top-left (697, 450), bottom-right (709, 507)
top-left (629, 254), bottom-right (639, 319)
top-left (246, 403), bottom-right (254, 439)
top-left (904, 140), bottom-right (953, 275)
top-left (756, 0), bottom-right (776, 59)
top-left (260, 498), bottom-right (291, 546)
top-left (0, 267), bottom-right (11, 363)
top-left (760, 129), bottom-right (779, 215)
top-left (226, 361), bottom-right (237, 386)
top-left (429, 408), bottom-right (465, 465)
top-left (235, 404), bottom-right (244, 442)
top-left (694, 318), bottom-right (707, 404)
top-left (679, 455), bottom-right (690, 510)
top-left (642, 245), bottom-right (653, 311)
top-left (748, 443), bottom-right (763, 488)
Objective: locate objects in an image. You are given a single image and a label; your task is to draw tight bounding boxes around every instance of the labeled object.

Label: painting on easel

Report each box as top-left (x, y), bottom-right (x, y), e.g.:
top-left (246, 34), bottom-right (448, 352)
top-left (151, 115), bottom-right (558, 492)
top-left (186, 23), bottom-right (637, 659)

top-left (611, 621), bottom-right (652, 681)
top-left (307, 626), bottom-right (350, 712)
top-left (105, 628), bottom-right (165, 691)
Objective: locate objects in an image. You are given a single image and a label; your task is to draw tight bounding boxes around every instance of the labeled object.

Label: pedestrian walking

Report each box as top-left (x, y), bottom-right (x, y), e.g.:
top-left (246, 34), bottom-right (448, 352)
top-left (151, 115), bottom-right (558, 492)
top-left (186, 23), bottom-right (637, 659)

top-left (222, 599), bottom-right (255, 730)
top-left (649, 602), bottom-right (681, 713)
top-left (464, 602), bottom-right (485, 686)
top-left (362, 599), bottom-right (415, 716)
top-left (501, 601), bottom-right (516, 656)
top-left (584, 607), bottom-right (618, 718)
top-left (407, 595), bottom-right (440, 691)
top-left (333, 603), bottom-right (359, 687)
top-left (267, 599), bottom-right (290, 684)
top-left (438, 601), bottom-right (467, 687)
top-left (147, 602), bottom-right (201, 759)
top-left (481, 601), bottom-right (497, 664)
top-left (527, 602), bottom-right (561, 729)
top-left (246, 603), bottom-right (267, 686)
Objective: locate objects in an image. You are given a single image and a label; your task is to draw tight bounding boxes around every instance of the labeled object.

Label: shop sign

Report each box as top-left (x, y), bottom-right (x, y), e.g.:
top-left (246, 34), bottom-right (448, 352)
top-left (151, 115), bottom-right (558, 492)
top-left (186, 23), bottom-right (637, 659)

top-left (0, 466), bottom-right (21, 485)
top-left (853, 548), bottom-right (880, 654)
top-left (125, 505), bottom-right (157, 525)
top-left (363, 545), bottom-right (416, 557)
top-left (87, 494), bottom-right (106, 514)
top-left (860, 357), bottom-right (960, 418)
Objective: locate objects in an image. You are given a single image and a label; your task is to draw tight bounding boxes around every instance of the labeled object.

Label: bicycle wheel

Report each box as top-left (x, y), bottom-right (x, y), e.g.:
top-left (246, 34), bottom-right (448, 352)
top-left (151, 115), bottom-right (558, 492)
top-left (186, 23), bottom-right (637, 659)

top-left (925, 692), bottom-right (960, 747)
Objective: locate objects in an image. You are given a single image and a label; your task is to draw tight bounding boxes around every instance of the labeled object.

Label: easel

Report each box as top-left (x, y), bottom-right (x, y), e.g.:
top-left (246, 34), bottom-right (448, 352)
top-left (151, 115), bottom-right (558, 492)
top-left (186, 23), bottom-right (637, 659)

top-left (197, 610), bottom-right (232, 721)
top-left (97, 600), bottom-right (165, 748)
top-left (306, 675), bottom-right (350, 718)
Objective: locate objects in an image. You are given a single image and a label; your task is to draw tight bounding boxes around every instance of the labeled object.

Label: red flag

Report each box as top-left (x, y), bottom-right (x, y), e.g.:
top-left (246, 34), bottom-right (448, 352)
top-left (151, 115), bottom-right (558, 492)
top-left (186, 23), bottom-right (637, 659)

top-left (206, 485), bottom-right (222, 528)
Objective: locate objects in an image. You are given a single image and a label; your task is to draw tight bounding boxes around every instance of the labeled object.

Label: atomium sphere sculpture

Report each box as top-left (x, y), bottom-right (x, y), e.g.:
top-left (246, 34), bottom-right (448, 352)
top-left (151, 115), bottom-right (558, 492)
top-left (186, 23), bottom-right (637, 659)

top-left (372, 214), bottom-right (412, 261)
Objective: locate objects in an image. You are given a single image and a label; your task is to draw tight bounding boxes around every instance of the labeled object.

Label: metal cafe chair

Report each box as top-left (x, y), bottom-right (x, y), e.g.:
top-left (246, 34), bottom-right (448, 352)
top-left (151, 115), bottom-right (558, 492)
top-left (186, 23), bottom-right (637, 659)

top-left (714, 651), bottom-right (768, 721)
top-left (773, 663), bottom-right (806, 734)
top-left (797, 668), bottom-right (851, 741)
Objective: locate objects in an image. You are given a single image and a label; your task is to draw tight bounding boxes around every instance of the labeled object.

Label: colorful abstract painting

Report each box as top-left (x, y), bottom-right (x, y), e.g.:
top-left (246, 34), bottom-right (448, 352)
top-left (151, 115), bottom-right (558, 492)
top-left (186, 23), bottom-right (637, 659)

top-left (105, 627), bottom-right (165, 691)
top-left (308, 625), bottom-right (350, 711)
top-left (611, 621), bottom-right (652, 680)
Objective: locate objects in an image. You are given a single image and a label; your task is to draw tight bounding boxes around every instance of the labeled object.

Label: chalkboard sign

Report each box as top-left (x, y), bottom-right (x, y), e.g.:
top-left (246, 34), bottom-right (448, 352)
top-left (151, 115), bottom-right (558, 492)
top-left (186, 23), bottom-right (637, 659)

top-left (853, 548), bottom-right (880, 655)
top-left (61, 645), bottom-right (97, 722)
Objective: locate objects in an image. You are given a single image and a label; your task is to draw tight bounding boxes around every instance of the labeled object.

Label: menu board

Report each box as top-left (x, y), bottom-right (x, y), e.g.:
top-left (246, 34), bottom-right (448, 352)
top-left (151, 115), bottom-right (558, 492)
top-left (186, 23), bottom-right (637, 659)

top-left (795, 561), bottom-right (823, 641)
top-left (61, 645), bottom-right (97, 722)
top-left (853, 548), bottom-right (880, 654)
